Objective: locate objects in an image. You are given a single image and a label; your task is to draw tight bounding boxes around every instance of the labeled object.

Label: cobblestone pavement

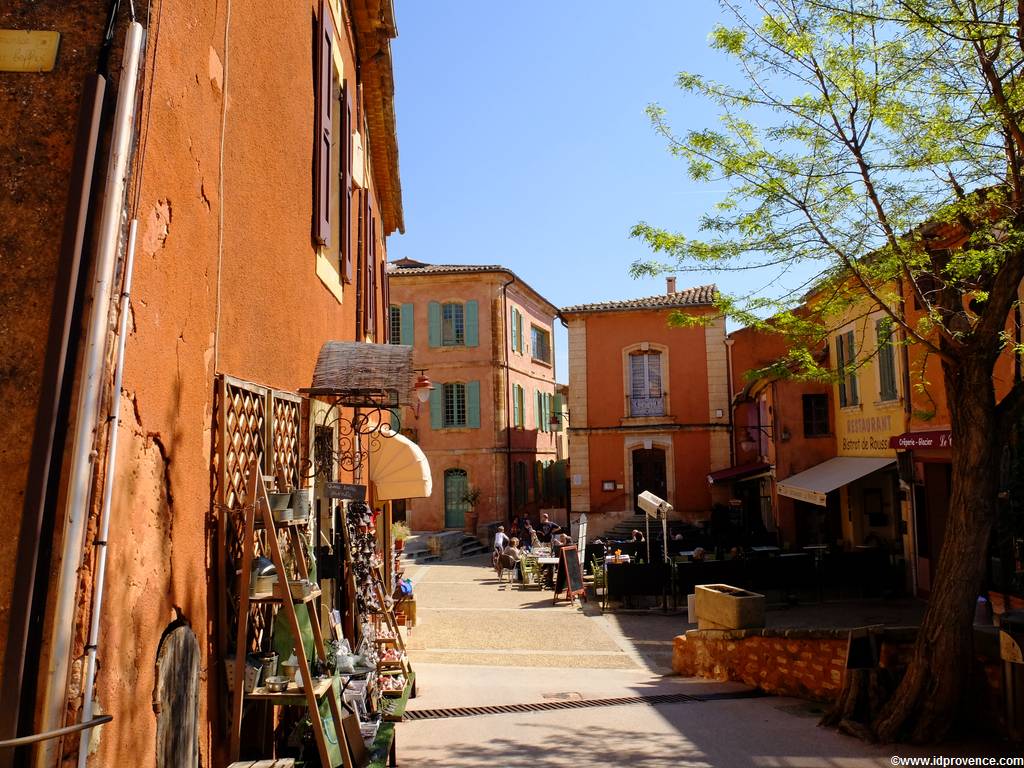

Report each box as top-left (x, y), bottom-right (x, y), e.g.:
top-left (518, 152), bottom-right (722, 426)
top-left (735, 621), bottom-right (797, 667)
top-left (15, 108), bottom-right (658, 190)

top-left (394, 555), bottom-right (962, 768)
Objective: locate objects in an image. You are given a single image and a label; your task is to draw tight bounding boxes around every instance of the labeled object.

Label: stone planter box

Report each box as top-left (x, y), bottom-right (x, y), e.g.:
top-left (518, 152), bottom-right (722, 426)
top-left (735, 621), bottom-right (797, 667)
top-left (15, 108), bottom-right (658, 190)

top-left (694, 583), bottom-right (766, 631)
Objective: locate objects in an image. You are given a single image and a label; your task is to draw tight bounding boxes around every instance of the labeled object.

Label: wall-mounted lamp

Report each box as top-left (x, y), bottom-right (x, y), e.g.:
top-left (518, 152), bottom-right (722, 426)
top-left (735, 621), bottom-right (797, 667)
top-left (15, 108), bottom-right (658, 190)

top-left (412, 370), bottom-right (434, 417)
top-left (548, 410), bottom-right (569, 429)
top-left (738, 424), bottom-right (773, 453)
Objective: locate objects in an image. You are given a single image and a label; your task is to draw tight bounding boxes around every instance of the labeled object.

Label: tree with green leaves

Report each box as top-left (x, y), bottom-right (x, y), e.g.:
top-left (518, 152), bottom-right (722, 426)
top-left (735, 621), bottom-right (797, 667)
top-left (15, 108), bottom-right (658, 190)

top-left (632, 0), bottom-right (1024, 743)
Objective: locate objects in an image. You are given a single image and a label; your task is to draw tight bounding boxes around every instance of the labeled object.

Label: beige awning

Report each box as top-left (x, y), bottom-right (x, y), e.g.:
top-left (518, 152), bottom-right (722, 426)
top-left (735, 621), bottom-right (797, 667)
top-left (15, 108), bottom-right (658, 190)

top-left (777, 456), bottom-right (894, 507)
top-left (370, 429), bottom-right (432, 500)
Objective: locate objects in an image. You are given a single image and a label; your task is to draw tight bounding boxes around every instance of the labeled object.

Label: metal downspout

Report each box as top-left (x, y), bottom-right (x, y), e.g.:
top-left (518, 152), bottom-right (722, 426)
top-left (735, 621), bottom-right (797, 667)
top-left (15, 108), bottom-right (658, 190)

top-left (501, 275), bottom-right (516, 521)
top-left (76, 220), bottom-right (138, 768)
top-left (36, 22), bottom-right (145, 768)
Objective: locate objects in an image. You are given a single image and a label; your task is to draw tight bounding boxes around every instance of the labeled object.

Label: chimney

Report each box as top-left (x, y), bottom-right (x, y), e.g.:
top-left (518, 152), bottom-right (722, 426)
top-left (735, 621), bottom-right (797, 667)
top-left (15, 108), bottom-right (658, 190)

top-left (666, 276), bottom-right (677, 295)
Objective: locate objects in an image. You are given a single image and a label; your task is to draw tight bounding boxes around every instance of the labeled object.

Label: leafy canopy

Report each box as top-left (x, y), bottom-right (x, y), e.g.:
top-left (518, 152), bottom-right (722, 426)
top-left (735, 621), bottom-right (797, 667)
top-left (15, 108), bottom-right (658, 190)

top-left (632, 0), bottom-right (1024, 380)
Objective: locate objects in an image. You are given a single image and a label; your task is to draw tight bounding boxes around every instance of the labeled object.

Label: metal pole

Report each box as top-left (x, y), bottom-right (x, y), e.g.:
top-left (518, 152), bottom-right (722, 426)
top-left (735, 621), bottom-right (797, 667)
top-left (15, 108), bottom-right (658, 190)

top-left (76, 219), bottom-right (137, 768)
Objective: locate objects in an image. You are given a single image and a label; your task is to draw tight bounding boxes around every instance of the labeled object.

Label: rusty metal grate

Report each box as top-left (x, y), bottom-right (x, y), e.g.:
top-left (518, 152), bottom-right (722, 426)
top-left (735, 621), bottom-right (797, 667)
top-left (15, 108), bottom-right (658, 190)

top-left (402, 689), bottom-right (765, 721)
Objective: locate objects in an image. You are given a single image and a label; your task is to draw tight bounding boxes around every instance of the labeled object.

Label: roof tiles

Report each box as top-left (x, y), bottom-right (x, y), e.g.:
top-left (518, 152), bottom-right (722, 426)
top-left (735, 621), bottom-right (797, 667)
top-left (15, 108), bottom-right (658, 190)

top-left (561, 284), bottom-right (717, 314)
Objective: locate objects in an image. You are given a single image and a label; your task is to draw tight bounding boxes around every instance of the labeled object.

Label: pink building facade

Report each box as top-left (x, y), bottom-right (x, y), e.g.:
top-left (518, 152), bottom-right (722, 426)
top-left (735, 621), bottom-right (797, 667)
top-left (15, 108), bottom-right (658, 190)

top-left (387, 260), bottom-right (562, 531)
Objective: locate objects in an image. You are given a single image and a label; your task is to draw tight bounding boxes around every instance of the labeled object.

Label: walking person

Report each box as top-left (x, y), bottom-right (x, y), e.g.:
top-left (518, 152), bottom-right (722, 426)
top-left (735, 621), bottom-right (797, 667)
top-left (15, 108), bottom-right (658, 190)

top-left (492, 525), bottom-right (509, 573)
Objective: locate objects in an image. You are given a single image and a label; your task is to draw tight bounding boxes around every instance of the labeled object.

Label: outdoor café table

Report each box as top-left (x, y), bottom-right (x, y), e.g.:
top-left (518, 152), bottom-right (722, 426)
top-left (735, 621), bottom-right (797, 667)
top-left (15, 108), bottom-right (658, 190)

top-left (537, 556), bottom-right (559, 588)
top-left (750, 545), bottom-right (780, 553)
top-left (604, 554), bottom-right (631, 563)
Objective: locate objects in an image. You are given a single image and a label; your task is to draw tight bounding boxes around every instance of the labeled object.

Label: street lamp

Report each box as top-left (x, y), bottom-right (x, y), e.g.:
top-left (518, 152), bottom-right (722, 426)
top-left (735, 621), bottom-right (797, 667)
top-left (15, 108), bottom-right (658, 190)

top-left (412, 370), bottom-right (434, 417)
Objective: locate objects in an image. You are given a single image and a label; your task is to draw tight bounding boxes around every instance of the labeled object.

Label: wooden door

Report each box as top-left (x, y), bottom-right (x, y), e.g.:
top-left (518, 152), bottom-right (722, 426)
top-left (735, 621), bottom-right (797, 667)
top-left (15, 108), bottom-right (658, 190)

top-left (155, 624), bottom-right (200, 767)
top-left (444, 468), bottom-right (468, 528)
top-left (632, 448), bottom-right (667, 512)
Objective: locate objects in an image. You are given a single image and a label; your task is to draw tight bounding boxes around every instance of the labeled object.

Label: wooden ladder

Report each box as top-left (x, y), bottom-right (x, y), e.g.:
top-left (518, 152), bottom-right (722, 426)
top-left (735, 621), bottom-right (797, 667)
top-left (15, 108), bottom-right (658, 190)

top-left (229, 471), bottom-right (353, 768)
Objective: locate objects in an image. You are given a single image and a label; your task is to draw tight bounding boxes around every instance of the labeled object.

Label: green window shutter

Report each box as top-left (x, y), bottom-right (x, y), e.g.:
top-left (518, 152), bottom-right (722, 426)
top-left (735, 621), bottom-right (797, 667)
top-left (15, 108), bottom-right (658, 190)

top-left (467, 380), bottom-right (481, 428)
top-left (428, 301), bottom-right (441, 347)
top-left (516, 385), bottom-right (524, 428)
top-left (877, 319), bottom-right (897, 401)
top-left (465, 300), bottom-right (479, 347)
top-left (846, 330), bottom-right (859, 405)
top-left (389, 408), bottom-right (400, 432)
top-left (513, 384), bottom-right (521, 428)
top-left (510, 308), bottom-right (518, 354)
top-left (534, 389), bottom-right (541, 430)
top-left (400, 303), bottom-right (415, 346)
top-left (429, 384), bottom-right (443, 429)
top-left (552, 393), bottom-right (563, 432)
top-left (836, 334), bottom-right (848, 407)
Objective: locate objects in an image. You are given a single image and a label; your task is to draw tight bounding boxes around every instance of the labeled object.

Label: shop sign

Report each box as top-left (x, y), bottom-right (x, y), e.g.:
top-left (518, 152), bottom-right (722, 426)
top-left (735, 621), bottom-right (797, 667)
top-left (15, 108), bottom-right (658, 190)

top-left (888, 430), bottom-right (952, 450)
top-left (0, 30), bottom-right (60, 72)
top-left (842, 413), bottom-right (896, 452)
top-left (325, 482), bottom-right (365, 501)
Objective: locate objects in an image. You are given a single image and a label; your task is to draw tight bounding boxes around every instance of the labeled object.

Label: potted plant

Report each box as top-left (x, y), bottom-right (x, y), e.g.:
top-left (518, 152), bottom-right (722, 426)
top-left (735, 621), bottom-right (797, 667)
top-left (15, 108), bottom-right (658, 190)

top-left (461, 485), bottom-right (482, 535)
top-left (392, 521), bottom-right (411, 553)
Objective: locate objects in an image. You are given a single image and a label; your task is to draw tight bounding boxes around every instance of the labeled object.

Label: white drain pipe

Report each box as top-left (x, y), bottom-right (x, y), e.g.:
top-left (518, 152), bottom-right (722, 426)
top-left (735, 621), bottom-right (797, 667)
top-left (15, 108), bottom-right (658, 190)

top-left (75, 218), bottom-right (137, 768)
top-left (37, 21), bottom-right (145, 768)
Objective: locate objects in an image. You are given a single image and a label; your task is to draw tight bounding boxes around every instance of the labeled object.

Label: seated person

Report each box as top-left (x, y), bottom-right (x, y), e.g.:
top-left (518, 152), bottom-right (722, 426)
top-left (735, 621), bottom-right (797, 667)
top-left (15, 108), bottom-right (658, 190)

top-left (498, 537), bottom-right (523, 580)
top-left (631, 529), bottom-right (645, 543)
top-left (523, 523), bottom-right (540, 551)
top-left (691, 546), bottom-right (706, 563)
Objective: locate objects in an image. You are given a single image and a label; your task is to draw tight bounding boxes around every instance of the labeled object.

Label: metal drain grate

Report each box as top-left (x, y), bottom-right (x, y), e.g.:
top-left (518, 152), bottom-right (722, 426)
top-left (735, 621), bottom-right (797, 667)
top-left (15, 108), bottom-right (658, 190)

top-left (404, 692), bottom-right (700, 721)
top-left (403, 689), bottom-right (766, 721)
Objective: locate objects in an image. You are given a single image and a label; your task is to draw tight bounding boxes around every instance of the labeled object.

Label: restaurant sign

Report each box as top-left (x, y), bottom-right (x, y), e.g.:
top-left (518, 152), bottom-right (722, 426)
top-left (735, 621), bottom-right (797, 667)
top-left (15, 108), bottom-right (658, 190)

top-left (888, 430), bottom-right (952, 450)
top-left (325, 482), bottom-right (366, 501)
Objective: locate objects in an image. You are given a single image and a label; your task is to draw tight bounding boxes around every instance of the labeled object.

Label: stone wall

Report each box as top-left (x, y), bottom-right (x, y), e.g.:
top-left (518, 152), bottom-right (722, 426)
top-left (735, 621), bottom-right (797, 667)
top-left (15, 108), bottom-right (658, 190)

top-left (674, 627), bottom-right (852, 701)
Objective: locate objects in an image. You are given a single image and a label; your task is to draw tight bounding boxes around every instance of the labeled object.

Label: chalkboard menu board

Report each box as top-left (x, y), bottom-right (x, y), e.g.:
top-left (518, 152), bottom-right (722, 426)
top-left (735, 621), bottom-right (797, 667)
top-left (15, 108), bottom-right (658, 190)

top-left (557, 545), bottom-right (586, 604)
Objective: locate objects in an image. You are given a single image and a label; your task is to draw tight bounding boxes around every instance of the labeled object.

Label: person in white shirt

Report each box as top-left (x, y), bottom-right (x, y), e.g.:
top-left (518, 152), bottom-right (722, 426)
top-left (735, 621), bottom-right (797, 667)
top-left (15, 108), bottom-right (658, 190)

top-left (492, 525), bottom-right (509, 572)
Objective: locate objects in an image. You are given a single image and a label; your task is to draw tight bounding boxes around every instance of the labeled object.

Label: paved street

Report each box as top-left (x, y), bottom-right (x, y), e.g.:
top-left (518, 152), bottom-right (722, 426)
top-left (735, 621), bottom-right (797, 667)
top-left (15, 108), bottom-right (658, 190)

top-left (397, 555), bottom-right (937, 768)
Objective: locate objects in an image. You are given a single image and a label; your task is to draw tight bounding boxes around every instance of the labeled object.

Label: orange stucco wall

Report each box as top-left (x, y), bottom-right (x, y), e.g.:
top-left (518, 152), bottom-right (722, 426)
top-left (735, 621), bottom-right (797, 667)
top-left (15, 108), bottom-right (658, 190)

top-left (390, 271), bottom-right (559, 531)
top-left (3, 2), bottom-right (395, 765)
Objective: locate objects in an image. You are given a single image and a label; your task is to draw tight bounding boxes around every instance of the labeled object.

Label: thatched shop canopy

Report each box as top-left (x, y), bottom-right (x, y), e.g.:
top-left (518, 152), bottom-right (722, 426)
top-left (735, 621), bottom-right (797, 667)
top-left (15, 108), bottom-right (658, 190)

top-left (302, 341), bottom-right (415, 407)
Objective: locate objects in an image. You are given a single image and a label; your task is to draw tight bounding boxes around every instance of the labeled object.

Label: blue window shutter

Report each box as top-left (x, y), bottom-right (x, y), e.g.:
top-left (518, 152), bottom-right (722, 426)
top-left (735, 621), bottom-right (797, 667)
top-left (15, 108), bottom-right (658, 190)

top-left (400, 303), bottom-right (415, 346)
top-left (465, 300), bottom-right (479, 347)
top-left (428, 301), bottom-right (441, 347)
top-left (429, 384), bottom-right (443, 429)
top-left (467, 380), bottom-right (481, 428)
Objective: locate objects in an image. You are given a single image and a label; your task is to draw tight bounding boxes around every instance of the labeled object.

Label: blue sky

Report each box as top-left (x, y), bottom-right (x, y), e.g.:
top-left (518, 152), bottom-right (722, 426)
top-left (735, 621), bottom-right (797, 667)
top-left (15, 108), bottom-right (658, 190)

top-left (389, 2), bottom-right (787, 382)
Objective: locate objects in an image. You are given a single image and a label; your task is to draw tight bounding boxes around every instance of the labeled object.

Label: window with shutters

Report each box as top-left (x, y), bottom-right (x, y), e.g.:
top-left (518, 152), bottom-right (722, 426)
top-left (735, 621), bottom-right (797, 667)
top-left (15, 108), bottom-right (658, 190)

top-left (444, 383), bottom-right (467, 427)
top-left (531, 325), bottom-right (551, 364)
top-left (512, 384), bottom-right (525, 428)
top-left (312, 2), bottom-right (348, 303)
top-left (835, 329), bottom-right (860, 407)
top-left (876, 318), bottom-right (899, 401)
top-left (510, 308), bottom-right (524, 354)
top-left (442, 303), bottom-right (465, 346)
top-left (629, 351), bottom-right (664, 417)
top-left (389, 305), bottom-right (401, 345)
top-left (802, 394), bottom-right (830, 437)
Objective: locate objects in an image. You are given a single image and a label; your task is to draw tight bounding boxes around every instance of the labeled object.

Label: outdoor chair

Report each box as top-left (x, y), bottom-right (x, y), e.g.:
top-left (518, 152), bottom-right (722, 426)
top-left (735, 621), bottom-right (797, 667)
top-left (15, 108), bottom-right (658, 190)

top-left (497, 553), bottom-right (518, 585)
top-left (519, 555), bottom-right (543, 590)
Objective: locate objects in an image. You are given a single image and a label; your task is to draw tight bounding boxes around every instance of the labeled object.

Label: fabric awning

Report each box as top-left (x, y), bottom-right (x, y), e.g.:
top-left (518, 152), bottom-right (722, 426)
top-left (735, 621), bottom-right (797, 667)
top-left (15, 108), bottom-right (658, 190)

top-left (369, 429), bottom-right (432, 500)
top-left (707, 461), bottom-right (771, 485)
top-left (776, 456), bottom-right (895, 507)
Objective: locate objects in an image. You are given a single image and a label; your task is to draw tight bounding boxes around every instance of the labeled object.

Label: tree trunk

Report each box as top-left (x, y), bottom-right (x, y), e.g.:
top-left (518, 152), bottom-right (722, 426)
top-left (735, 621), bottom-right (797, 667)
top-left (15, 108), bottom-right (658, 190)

top-left (872, 358), bottom-right (999, 742)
